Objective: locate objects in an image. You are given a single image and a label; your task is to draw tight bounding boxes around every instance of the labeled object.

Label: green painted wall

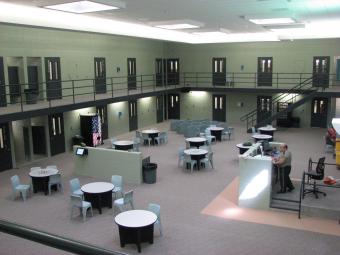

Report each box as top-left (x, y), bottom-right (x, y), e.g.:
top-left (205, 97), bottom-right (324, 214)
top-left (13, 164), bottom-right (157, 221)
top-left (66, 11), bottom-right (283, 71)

top-left (138, 96), bottom-right (156, 128)
top-left (107, 101), bottom-right (129, 137)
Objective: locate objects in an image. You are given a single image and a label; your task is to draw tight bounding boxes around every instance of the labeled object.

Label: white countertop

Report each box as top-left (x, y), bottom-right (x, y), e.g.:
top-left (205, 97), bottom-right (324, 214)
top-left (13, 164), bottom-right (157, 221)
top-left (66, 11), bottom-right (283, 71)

top-left (115, 210), bottom-right (157, 228)
top-left (81, 182), bottom-right (114, 194)
top-left (113, 140), bottom-right (134, 146)
top-left (29, 168), bottom-right (59, 177)
top-left (184, 148), bottom-right (208, 156)
top-left (186, 137), bottom-right (207, 143)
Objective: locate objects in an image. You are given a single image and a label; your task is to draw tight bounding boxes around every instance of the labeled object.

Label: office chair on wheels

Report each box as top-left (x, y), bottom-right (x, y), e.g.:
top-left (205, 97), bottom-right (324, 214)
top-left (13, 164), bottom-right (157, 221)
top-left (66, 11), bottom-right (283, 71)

top-left (302, 157), bottom-right (326, 199)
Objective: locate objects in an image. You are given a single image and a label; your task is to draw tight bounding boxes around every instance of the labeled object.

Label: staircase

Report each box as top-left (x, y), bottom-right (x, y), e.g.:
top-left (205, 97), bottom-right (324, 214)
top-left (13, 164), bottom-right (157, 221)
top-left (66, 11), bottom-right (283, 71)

top-left (240, 76), bottom-right (319, 131)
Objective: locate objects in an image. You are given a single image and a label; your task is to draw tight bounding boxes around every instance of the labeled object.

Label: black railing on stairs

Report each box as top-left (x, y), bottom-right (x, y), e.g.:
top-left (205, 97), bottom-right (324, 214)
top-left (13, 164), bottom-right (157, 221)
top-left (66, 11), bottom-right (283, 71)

top-left (0, 219), bottom-right (128, 255)
top-left (240, 76), bottom-right (318, 130)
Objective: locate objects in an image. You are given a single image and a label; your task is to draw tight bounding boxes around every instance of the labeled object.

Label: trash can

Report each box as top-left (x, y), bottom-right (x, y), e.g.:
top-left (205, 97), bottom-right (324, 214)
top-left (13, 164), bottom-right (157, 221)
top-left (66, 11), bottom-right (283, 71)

top-left (143, 163), bottom-right (157, 184)
top-left (24, 89), bottom-right (38, 104)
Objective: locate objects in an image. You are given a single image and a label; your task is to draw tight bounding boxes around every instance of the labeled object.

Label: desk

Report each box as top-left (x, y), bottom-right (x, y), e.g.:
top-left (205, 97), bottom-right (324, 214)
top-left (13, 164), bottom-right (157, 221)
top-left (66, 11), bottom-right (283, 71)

top-left (236, 143), bottom-right (252, 154)
top-left (81, 182), bottom-right (114, 214)
top-left (186, 137), bottom-right (207, 148)
top-left (258, 126), bottom-right (276, 139)
top-left (184, 148), bottom-right (208, 170)
top-left (207, 127), bottom-right (224, 141)
top-left (113, 140), bottom-right (133, 151)
top-left (29, 168), bottom-right (59, 195)
top-left (142, 129), bottom-right (160, 145)
top-left (252, 134), bottom-right (272, 143)
top-left (115, 210), bottom-right (157, 253)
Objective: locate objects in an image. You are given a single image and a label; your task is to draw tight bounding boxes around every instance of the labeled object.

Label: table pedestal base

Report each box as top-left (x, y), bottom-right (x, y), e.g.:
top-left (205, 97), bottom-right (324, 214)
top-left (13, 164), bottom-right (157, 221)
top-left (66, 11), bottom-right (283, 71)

top-left (83, 190), bottom-right (112, 214)
top-left (118, 224), bottom-right (154, 253)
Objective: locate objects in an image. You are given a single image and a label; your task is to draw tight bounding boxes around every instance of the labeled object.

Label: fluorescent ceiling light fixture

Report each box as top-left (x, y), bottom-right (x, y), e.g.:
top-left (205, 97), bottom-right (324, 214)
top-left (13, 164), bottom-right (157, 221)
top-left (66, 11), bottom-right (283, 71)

top-left (192, 31), bottom-right (228, 36)
top-left (44, 1), bottom-right (119, 13)
top-left (155, 23), bottom-right (199, 30)
top-left (264, 23), bottom-right (305, 30)
top-left (249, 18), bottom-right (295, 25)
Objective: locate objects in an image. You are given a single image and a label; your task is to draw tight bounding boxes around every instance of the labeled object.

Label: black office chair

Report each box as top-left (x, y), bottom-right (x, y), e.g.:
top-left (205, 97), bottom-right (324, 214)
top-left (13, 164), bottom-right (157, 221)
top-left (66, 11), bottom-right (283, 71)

top-left (302, 157), bottom-right (326, 199)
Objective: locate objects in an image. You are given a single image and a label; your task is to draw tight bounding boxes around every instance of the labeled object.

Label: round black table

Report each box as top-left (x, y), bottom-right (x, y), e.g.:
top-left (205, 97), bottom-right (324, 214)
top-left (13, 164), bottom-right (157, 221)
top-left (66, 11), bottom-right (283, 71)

top-left (208, 127), bottom-right (224, 141)
top-left (142, 129), bottom-right (160, 145)
top-left (185, 137), bottom-right (207, 148)
top-left (184, 148), bottom-right (208, 170)
top-left (29, 168), bottom-right (59, 195)
top-left (81, 182), bottom-right (114, 214)
top-left (113, 140), bottom-right (134, 150)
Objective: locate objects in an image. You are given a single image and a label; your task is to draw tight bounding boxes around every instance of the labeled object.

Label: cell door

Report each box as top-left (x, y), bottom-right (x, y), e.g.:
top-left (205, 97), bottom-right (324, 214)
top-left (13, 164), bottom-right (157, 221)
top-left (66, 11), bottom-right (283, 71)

top-left (0, 57), bottom-right (6, 107)
top-left (96, 105), bottom-right (108, 140)
top-left (156, 95), bottom-right (164, 123)
top-left (129, 100), bottom-right (138, 131)
top-left (311, 97), bottom-right (328, 128)
top-left (28, 66), bottom-right (39, 91)
top-left (127, 58), bottom-right (137, 90)
top-left (168, 94), bottom-right (180, 119)
top-left (313, 56), bottom-right (330, 87)
top-left (257, 96), bottom-right (272, 125)
top-left (212, 95), bottom-right (226, 122)
top-left (8, 66), bottom-right (20, 104)
top-left (45, 57), bottom-right (62, 100)
top-left (167, 59), bottom-right (179, 85)
top-left (48, 113), bottom-right (65, 156)
top-left (212, 58), bottom-right (226, 86)
top-left (94, 58), bottom-right (106, 94)
top-left (155, 58), bottom-right (165, 87)
top-left (0, 123), bottom-right (12, 171)
top-left (257, 57), bottom-right (273, 87)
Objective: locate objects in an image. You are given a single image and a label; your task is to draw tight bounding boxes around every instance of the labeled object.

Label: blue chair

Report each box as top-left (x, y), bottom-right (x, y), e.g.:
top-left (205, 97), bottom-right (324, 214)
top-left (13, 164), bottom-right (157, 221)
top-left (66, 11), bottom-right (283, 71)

top-left (48, 174), bottom-right (63, 195)
top-left (205, 129), bottom-right (216, 143)
top-left (10, 175), bottom-right (31, 201)
top-left (183, 154), bottom-right (197, 173)
top-left (178, 147), bottom-right (185, 167)
top-left (111, 138), bottom-right (117, 149)
top-left (201, 152), bottom-right (214, 169)
top-left (147, 203), bottom-right (163, 236)
top-left (133, 137), bottom-right (141, 151)
top-left (142, 133), bottom-right (152, 146)
top-left (70, 195), bottom-right (93, 221)
top-left (113, 190), bottom-right (134, 215)
top-left (111, 175), bottom-right (123, 199)
top-left (69, 178), bottom-right (83, 197)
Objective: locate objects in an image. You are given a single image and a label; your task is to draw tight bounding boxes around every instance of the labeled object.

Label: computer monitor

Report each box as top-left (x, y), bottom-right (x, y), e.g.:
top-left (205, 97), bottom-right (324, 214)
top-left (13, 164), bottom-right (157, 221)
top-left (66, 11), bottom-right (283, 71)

top-left (76, 147), bottom-right (87, 156)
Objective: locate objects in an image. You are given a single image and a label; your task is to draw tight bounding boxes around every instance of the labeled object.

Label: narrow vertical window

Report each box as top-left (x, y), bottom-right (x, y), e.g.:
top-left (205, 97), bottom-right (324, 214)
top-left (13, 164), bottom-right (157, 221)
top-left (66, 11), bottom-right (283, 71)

top-left (219, 61), bottom-right (223, 73)
top-left (214, 61), bottom-right (217, 72)
top-left (95, 62), bottom-right (98, 77)
top-left (52, 117), bottom-right (56, 135)
top-left (175, 61), bottom-right (178, 72)
top-left (262, 60), bottom-right (265, 72)
top-left (320, 100), bottom-right (324, 114)
top-left (315, 59), bottom-right (320, 69)
top-left (130, 103), bottom-right (133, 116)
top-left (58, 117), bottom-right (61, 134)
top-left (267, 59), bottom-right (271, 70)
top-left (102, 109), bottom-right (104, 123)
top-left (176, 96), bottom-right (178, 102)
top-left (54, 62), bottom-right (58, 79)
top-left (171, 96), bottom-right (174, 108)
top-left (322, 59), bottom-right (326, 73)
top-left (0, 128), bottom-right (4, 149)
top-left (49, 61), bottom-right (53, 80)
top-left (220, 97), bottom-right (223, 110)
top-left (156, 98), bottom-right (159, 110)
top-left (214, 97), bottom-right (217, 109)
top-left (314, 100), bottom-right (317, 113)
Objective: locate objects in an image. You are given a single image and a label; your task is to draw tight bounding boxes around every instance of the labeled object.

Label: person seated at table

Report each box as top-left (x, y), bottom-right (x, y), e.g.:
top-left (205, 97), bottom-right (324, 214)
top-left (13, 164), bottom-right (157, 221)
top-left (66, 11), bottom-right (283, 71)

top-left (272, 144), bottom-right (294, 193)
top-left (326, 126), bottom-right (336, 146)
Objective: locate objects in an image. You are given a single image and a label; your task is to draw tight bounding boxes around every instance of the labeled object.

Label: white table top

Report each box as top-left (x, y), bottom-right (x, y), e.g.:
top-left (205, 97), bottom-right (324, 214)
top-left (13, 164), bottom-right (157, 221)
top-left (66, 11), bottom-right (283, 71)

top-left (258, 126), bottom-right (277, 132)
top-left (115, 210), bottom-right (157, 228)
top-left (252, 134), bottom-right (273, 139)
top-left (184, 148), bottom-right (208, 156)
top-left (113, 140), bottom-right (133, 146)
top-left (236, 143), bottom-right (253, 149)
top-left (186, 137), bottom-right (207, 143)
top-left (81, 182), bottom-right (114, 194)
top-left (29, 168), bottom-right (59, 177)
top-left (208, 127), bottom-right (224, 131)
top-left (141, 129), bottom-right (160, 134)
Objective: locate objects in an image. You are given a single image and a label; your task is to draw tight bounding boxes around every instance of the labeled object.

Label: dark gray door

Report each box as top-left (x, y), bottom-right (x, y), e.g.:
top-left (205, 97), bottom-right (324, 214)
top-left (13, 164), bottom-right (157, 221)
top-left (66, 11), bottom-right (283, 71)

top-left (45, 57), bottom-right (62, 100)
top-left (127, 58), bottom-right (136, 90)
top-left (94, 57), bottom-right (106, 94)
top-left (167, 59), bottom-right (179, 85)
top-left (23, 127), bottom-right (30, 160)
top-left (48, 113), bottom-right (65, 156)
top-left (32, 126), bottom-right (46, 155)
top-left (156, 95), bottom-right (164, 123)
top-left (212, 95), bottom-right (226, 122)
top-left (129, 100), bottom-right (138, 131)
top-left (212, 58), bottom-right (226, 86)
top-left (257, 96), bottom-right (272, 125)
top-left (257, 57), bottom-right (273, 87)
top-left (96, 105), bottom-right (108, 140)
top-left (28, 66), bottom-right (39, 91)
top-left (168, 94), bottom-right (180, 119)
top-left (155, 58), bottom-right (165, 87)
top-left (311, 97), bottom-right (328, 128)
top-left (0, 57), bottom-right (6, 107)
top-left (313, 56), bottom-right (330, 87)
top-left (8, 66), bottom-right (20, 104)
top-left (0, 123), bottom-right (12, 171)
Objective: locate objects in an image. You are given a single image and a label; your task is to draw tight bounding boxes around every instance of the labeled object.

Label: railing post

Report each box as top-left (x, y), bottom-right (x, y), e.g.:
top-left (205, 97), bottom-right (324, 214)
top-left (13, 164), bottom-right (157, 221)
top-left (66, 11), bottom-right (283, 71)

top-left (232, 72), bottom-right (235, 88)
top-left (299, 73), bottom-right (302, 85)
top-left (153, 74), bottom-right (155, 91)
top-left (111, 77), bottom-right (114, 98)
top-left (196, 72), bottom-right (198, 87)
top-left (277, 73), bottom-right (279, 89)
top-left (92, 79), bottom-right (96, 101)
top-left (72, 80), bottom-right (75, 104)
top-left (183, 73), bottom-right (186, 87)
top-left (20, 85), bottom-right (23, 112)
top-left (254, 72), bottom-right (257, 88)
top-left (140, 75), bottom-right (143, 93)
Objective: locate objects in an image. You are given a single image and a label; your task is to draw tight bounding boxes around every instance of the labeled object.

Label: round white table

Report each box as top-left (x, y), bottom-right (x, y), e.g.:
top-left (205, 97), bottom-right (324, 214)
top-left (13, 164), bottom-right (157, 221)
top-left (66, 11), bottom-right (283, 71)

top-left (258, 126), bottom-right (277, 138)
top-left (115, 210), bottom-right (157, 253)
top-left (141, 129), bottom-right (160, 145)
top-left (252, 134), bottom-right (273, 142)
top-left (207, 127), bottom-right (224, 141)
top-left (29, 168), bottom-right (59, 195)
top-left (184, 148), bottom-right (208, 170)
top-left (185, 137), bottom-right (207, 148)
top-left (113, 140), bottom-right (134, 151)
top-left (236, 143), bottom-right (252, 154)
top-left (81, 182), bottom-right (114, 214)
